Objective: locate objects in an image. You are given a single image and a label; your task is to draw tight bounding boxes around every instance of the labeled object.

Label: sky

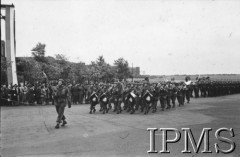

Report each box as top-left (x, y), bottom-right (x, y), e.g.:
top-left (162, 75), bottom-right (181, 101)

top-left (1, 0), bottom-right (240, 75)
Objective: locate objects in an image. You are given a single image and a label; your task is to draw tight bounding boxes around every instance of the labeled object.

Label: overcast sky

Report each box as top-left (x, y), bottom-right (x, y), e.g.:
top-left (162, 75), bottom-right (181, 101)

top-left (1, 0), bottom-right (240, 75)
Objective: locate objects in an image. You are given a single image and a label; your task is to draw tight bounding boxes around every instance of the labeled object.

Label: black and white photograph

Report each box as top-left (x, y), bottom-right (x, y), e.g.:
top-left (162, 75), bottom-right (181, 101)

top-left (1, 0), bottom-right (240, 156)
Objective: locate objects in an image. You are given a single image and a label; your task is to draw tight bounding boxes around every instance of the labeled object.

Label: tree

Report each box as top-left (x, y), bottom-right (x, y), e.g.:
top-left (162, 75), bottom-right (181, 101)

top-left (54, 54), bottom-right (71, 80)
top-left (71, 61), bottom-right (87, 83)
top-left (31, 42), bottom-right (47, 63)
top-left (114, 57), bottom-right (131, 81)
top-left (55, 54), bottom-right (69, 63)
top-left (91, 56), bottom-right (115, 83)
top-left (1, 57), bottom-right (10, 85)
top-left (16, 57), bottom-right (44, 83)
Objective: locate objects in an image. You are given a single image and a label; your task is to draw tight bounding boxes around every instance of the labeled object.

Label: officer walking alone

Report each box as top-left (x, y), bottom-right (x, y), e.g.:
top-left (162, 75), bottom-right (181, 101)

top-left (53, 79), bottom-right (71, 129)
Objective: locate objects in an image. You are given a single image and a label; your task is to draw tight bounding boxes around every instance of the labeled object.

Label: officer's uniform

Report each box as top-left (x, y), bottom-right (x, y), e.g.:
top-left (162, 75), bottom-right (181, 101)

top-left (54, 83), bottom-right (71, 129)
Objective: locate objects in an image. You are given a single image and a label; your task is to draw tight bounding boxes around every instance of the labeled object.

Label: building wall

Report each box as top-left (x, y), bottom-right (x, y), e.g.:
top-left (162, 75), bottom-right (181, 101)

top-left (129, 67), bottom-right (140, 77)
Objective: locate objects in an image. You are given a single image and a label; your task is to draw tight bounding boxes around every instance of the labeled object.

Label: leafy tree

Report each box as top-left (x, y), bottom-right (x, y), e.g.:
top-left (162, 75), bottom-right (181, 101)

top-left (16, 57), bottom-right (44, 83)
top-left (31, 42), bottom-right (47, 63)
top-left (71, 61), bottom-right (87, 83)
top-left (1, 57), bottom-right (10, 85)
top-left (90, 56), bottom-right (115, 83)
top-left (54, 54), bottom-right (71, 80)
top-left (114, 57), bottom-right (131, 81)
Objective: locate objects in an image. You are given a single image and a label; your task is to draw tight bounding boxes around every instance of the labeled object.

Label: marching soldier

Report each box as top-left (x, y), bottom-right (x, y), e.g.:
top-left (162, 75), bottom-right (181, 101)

top-left (193, 81), bottom-right (199, 98)
top-left (99, 85), bottom-right (110, 114)
top-left (169, 82), bottom-right (177, 108)
top-left (112, 83), bottom-right (123, 114)
top-left (89, 88), bottom-right (98, 114)
top-left (184, 76), bottom-right (192, 103)
top-left (159, 83), bottom-right (167, 111)
top-left (177, 82), bottom-right (184, 106)
top-left (134, 84), bottom-right (142, 111)
top-left (165, 82), bottom-right (172, 109)
top-left (53, 79), bottom-right (71, 129)
top-left (151, 83), bottom-right (159, 113)
top-left (142, 88), bottom-right (153, 114)
top-left (127, 89), bottom-right (137, 114)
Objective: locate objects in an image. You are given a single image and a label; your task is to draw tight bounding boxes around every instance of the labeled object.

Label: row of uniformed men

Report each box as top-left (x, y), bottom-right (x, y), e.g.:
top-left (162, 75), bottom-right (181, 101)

top-left (87, 81), bottom-right (192, 115)
top-left (191, 80), bottom-right (240, 98)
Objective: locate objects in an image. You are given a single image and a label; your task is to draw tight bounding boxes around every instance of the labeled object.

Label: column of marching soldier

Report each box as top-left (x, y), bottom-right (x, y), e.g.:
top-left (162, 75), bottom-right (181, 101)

top-left (87, 78), bottom-right (240, 115)
top-left (1, 78), bottom-right (240, 111)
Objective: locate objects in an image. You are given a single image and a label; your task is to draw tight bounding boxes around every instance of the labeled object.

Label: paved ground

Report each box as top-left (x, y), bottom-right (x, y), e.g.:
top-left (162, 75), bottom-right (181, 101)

top-left (1, 94), bottom-right (240, 157)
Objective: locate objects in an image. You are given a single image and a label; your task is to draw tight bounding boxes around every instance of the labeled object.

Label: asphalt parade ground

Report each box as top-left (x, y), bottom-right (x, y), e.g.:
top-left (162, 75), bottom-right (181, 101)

top-left (1, 94), bottom-right (240, 157)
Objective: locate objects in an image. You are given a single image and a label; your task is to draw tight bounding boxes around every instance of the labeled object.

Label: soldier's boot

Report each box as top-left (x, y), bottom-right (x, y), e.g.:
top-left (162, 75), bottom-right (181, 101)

top-left (89, 106), bottom-right (92, 114)
top-left (152, 109), bottom-right (155, 113)
top-left (135, 105), bottom-right (139, 111)
top-left (172, 103), bottom-right (175, 108)
top-left (161, 103), bottom-right (165, 111)
top-left (93, 107), bottom-right (96, 113)
top-left (144, 109), bottom-right (147, 114)
top-left (130, 108), bottom-right (135, 114)
top-left (141, 105), bottom-right (144, 112)
top-left (166, 105), bottom-right (171, 109)
top-left (105, 106), bottom-right (108, 113)
top-left (151, 103), bottom-right (155, 113)
top-left (123, 104), bottom-right (127, 110)
top-left (155, 108), bottom-right (157, 113)
top-left (113, 103), bottom-right (117, 112)
top-left (180, 99), bottom-right (184, 106)
top-left (144, 105), bottom-right (149, 114)
top-left (55, 123), bottom-right (60, 129)
top-left (61, 121), bottom-right (67, 126)
top-left (102, 105), bottom-right (105, 113)
top-left (144, 107), bottom-right (149, 114)
top-left (152, 105), bottom-right (157, 112)
top-left (108, 104), bottom-right (112, 110)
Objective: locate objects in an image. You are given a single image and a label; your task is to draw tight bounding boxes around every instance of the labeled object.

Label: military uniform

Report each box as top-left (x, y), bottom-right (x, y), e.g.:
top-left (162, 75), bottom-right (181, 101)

top-left (169, 83), bottom-right (177, 108)
top-left (151, 85), bottom-right (159, 113)
top-left (159, 84), bottom-right (167, 111)
top-left (142, 89), bottom-right (152, 114)
top-left (177, 83), bottom-right (184, 106)
top-left (193, 82), bottom-right (199, 98)
top-left (54, 82), bottom-right (71, 129)
top-left (112, 84), bottom-right (123, 114)
top-left (89, 91), bottom-right (98, 114)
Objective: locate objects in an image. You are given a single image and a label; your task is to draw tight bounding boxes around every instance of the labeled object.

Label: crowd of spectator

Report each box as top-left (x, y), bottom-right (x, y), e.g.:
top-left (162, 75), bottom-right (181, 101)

top-left (1, 82), bottom-right (90, 106)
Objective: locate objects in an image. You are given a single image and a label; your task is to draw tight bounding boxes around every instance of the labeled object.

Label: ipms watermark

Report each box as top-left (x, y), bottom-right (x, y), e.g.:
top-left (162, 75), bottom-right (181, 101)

top-left (147, 128), bottom-right (236, 154)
